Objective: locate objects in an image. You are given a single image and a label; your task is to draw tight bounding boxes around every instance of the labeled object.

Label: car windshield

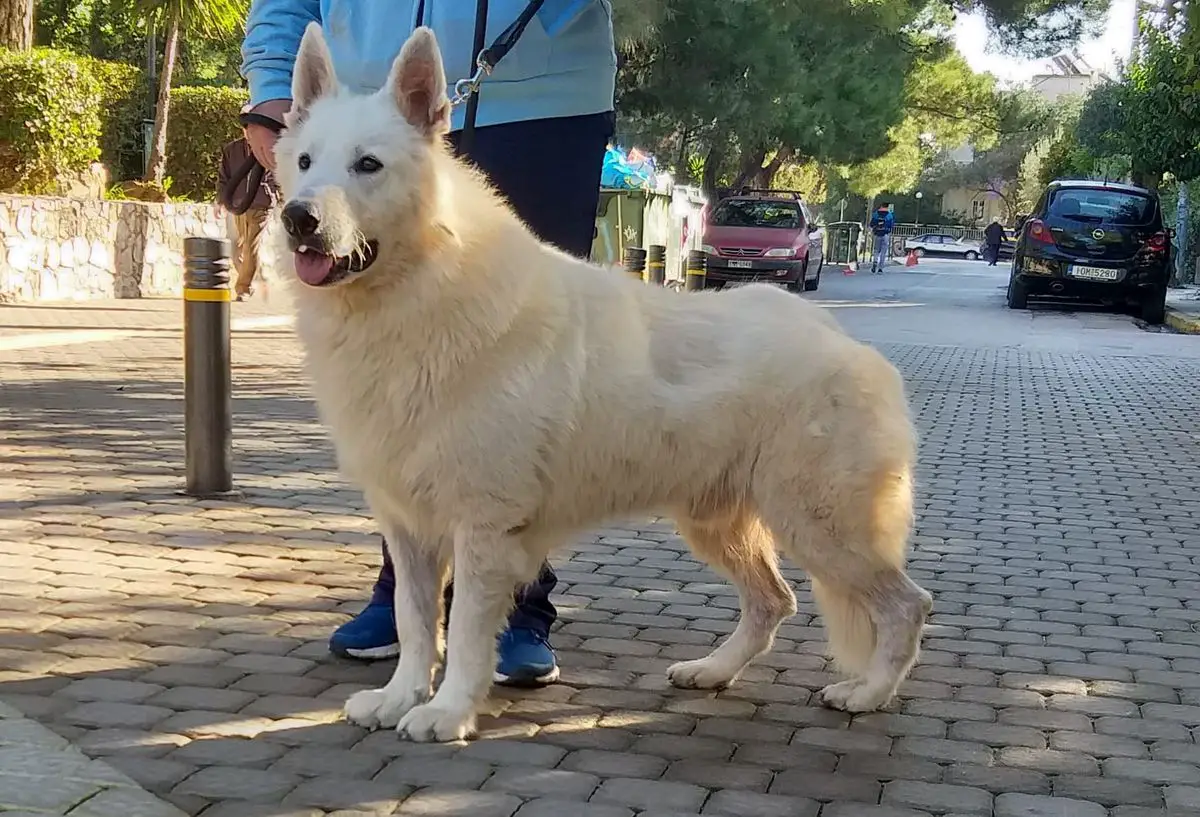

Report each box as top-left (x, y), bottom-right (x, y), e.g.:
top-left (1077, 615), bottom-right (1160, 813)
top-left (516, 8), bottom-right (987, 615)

top-left (710, 199), bottom-right (802, 229)
top-left (1048, 188), bottom-right (1156, 226)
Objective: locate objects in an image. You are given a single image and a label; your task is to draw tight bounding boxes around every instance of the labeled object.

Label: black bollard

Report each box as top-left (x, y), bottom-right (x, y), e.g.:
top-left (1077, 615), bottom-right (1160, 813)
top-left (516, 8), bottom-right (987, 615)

top-left (182, 236), bottom-right (236, 498)
top-left (685, 249), bottom-right (707, 291)
top-left (623, 246), bottom-right (647, 281)
top-left (647, 245), bottom-right (666, 286)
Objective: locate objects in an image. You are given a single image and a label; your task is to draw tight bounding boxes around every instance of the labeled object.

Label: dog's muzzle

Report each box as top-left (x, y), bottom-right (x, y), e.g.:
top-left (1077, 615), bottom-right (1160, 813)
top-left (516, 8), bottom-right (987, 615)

top-left (281, 200), bottom-right (379, 287)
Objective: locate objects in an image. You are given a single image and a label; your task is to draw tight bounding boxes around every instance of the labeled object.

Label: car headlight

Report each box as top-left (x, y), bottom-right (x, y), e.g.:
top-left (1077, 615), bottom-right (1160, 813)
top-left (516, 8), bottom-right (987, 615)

top-left (763, 248), bottom-right (794, 258)
top-left (700, 244), bottom-right (717, 255)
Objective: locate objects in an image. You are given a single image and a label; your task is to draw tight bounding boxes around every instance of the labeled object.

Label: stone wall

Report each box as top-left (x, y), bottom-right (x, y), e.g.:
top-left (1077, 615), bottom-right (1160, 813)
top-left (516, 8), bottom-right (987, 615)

top-left (0, 195), bottom-right (227, 303)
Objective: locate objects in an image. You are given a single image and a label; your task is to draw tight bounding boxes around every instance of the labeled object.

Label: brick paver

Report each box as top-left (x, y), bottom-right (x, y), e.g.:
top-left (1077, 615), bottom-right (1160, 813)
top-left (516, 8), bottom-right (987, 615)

top-left (3, 268), bottom-right (1200, 816)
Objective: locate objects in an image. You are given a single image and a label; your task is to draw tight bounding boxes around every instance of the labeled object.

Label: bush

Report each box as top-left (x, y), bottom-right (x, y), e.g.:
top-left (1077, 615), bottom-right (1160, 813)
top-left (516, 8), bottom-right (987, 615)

top-left (83, 56), bottom-right (150, 182)
top-left (166, 85), bottom-right (249, 201)
top-left (0, 47), bottom-right (148, 194)
top-left (0, 47), bottom-right (103, 194)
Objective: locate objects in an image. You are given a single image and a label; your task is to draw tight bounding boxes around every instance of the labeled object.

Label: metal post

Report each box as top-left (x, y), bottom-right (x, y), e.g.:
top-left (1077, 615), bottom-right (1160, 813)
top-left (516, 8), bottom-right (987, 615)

top-left (647, 245), bottom-right (666, 285)
top-left (624, 246), bottom-right (647, 281)
top-left (685, 249), bottom-right (707, 291)
top-left (183, 236), bottom-right (236, 498)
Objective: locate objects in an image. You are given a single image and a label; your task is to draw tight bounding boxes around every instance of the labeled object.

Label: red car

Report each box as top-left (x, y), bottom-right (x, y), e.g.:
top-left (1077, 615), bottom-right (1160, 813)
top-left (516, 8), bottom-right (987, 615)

top-left (699, 189), bottom-right (825, 292)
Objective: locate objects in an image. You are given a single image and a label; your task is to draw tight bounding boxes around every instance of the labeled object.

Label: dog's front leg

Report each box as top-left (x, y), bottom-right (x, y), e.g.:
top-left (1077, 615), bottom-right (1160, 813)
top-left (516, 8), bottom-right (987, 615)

top-left (344, 524), bottom-right (446, 730)
top-left (396, 527), bottom-right (528, 742)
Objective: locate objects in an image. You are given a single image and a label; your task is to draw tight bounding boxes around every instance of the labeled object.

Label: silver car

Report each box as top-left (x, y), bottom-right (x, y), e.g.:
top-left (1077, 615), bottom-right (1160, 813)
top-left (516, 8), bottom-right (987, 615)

top-left (902, 233), bottom-right (980, 260)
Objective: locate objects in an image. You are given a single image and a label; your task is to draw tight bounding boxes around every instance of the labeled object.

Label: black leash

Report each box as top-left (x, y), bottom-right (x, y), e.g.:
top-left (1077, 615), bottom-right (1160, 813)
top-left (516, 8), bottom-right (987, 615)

top-left (226, 0), bottom-right (547, 207)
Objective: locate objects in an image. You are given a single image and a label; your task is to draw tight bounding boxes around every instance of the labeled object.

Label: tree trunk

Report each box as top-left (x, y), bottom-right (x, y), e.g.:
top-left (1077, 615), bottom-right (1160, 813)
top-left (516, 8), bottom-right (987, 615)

top-left (730, 146), bottom-right (768, 192)
top-left (144, 15), bottom-right (180, 188)
top-left (701, 143), bottom-right (725, 199)
top-left (757, 146), bottom-right (795, 189)
top-left (0, 0), bottom-right (33, 49)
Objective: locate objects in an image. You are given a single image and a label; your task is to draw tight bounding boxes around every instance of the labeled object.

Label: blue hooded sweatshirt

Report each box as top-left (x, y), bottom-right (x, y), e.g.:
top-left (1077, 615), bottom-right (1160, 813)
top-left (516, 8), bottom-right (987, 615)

top-left (241, 0), bottom-right (617, 133)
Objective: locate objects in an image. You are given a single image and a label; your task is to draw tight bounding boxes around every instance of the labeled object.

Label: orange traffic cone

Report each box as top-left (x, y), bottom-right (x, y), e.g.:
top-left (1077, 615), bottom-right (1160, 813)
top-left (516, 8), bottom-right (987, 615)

top-left (905, 250), bottom-right (918, 267)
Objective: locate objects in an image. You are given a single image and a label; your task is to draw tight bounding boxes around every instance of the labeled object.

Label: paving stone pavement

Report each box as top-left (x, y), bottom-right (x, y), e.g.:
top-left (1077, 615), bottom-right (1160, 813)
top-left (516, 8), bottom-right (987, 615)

top-left (2, 267), bottom-right (1200, 817)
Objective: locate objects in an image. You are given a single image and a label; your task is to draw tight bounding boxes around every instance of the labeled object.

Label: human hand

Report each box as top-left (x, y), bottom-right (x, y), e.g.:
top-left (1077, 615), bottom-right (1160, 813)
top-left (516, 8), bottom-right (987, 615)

top-left (245, 98), bottom-right (292, 171)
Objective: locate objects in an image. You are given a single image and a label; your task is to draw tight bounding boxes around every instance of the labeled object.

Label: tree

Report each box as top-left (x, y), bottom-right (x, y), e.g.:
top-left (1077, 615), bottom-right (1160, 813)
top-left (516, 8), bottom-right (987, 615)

top-left (1077, 23), bottom-right (1200, 190)
top-left (137, 0), bottom-right (245, 188)
top-left (0, 0), bottom-right (33, 49)
top-left (842, 45), bottom-right (1001, 201)
top-left (920, 89), bottom-right (1054, 220)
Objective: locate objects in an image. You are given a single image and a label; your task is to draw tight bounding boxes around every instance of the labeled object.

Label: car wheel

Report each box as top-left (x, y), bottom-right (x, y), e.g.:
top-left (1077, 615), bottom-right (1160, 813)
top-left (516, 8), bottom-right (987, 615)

top-left (1006, 275), bottom-right (1028, 310)
top-left (804, 262), bottom-right (822, 291)
top-left (1141, 285), bottom-right (1167, 324)
top-left (913, 248), bottom-right (925, 258)
top-left (965, 251), bottom-right (978, 261)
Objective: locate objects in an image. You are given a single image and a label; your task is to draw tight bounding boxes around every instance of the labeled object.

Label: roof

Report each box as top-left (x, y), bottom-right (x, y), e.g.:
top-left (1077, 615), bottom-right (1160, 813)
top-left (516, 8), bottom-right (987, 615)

top-left (1047, 179), bottom-right (1155, 196)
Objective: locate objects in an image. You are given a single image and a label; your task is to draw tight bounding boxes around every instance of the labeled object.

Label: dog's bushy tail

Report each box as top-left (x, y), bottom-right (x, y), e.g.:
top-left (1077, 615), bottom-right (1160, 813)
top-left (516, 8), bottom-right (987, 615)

top-left (811, 578), bottom-right (876, 677)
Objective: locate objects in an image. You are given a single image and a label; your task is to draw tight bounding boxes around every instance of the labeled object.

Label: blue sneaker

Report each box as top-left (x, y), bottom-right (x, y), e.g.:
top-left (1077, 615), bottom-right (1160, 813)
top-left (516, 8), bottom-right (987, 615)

top-left (329, 601), bottom-right (400, 661)
top-left (494, 628), bottom-right (559, 688)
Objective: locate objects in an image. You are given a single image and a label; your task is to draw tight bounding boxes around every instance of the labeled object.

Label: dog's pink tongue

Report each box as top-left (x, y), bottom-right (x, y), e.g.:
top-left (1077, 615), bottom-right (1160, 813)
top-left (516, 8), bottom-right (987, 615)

top-left (294, 251), bottom-right (335, 286)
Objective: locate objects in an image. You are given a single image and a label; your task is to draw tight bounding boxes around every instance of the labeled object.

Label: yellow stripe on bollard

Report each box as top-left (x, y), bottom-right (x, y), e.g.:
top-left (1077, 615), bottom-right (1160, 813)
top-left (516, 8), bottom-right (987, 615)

top-left (184, 288), bottom-right (232, 302)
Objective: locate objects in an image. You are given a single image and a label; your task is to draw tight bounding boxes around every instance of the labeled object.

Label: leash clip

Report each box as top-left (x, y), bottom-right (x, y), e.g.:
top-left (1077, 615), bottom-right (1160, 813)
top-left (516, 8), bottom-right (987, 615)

top-left (450, 53), bottom-right (493, 107)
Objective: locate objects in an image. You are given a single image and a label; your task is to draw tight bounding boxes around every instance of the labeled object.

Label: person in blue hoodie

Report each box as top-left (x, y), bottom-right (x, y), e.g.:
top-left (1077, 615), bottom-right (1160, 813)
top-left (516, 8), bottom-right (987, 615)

top-left (868, 204), bottom-right (895, 274)
top-left (241, 0), bottom-right (617, 686)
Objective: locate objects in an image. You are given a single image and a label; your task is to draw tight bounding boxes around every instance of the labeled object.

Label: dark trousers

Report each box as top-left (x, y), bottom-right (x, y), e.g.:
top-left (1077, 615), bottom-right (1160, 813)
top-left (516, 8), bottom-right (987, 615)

top-left (986, 242), bottom-right (1001, 265)
top-left (370, 111), bottom-right (615, 638)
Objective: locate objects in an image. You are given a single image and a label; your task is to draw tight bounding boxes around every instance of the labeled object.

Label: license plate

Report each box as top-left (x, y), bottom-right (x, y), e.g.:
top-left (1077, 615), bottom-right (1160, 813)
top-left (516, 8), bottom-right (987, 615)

top-left (1069, 265), bottom-right (1121, 281)
top-left (727, 259), bottom-right (753, 269)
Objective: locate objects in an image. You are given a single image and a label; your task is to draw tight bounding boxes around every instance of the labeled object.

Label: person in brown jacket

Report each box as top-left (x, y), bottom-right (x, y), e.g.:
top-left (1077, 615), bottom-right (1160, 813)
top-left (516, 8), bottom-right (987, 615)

top-left (217, 129), bottom-right (274, 300)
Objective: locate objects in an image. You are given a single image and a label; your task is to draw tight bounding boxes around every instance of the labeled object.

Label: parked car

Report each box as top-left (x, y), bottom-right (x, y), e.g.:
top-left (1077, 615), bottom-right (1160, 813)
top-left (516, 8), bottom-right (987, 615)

top-left (700, 189), bottom-right (824, 292)
top-left (1006, 179), bottom-right (1171, 324)
top-left (903, 233), bottom-right (980, 260)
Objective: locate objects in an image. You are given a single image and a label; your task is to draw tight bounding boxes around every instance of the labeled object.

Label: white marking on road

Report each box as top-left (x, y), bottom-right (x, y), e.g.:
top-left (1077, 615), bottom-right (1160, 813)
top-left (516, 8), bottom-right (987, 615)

top-left (0, 314), bottom-right (294, 352)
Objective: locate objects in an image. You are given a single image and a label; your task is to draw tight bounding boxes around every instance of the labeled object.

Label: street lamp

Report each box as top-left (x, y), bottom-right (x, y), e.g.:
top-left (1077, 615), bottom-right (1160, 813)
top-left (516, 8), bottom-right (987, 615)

top-left (914, 191), bottom-right (923, 227)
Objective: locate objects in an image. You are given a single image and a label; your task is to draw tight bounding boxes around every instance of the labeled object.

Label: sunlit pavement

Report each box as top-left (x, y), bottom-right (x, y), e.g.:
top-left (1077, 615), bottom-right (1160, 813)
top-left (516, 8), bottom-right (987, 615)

top-left (2, 266), bottom-right (1200, 816)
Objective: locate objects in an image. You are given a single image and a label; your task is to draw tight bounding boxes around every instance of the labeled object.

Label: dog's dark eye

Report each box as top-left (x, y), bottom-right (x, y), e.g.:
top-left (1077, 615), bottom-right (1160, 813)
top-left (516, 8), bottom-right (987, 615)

top-left (298, 153), bottom-right (312, 171)
top-left (354, 155), bottom-right (383, 174)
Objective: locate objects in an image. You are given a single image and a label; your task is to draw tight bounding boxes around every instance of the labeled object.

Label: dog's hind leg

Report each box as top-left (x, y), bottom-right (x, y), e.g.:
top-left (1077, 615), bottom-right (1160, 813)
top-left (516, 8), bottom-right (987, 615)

top-left (760, 465), bottom-right (932, 713)
top-left (397, 527), bottom-right (540, 742)
top-left (344, 522), bottom-right (448, 730)
top-left (667, 511), bottom-right (797, 690)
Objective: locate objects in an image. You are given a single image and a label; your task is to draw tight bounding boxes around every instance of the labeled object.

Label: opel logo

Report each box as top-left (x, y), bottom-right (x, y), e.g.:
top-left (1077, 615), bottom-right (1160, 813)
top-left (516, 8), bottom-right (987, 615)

top-left (1092, 229), bottom-right (1105, 240)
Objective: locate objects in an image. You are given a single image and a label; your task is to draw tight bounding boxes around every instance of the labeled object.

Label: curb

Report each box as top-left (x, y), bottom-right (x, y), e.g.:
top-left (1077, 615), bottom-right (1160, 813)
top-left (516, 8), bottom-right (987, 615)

top-left (1165, 307), bottom-right (1200, 334)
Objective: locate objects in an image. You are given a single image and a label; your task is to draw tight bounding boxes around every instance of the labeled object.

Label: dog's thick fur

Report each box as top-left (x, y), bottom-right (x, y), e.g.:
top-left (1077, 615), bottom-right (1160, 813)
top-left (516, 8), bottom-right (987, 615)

top-left (273, 25), bottom-right (932, 742)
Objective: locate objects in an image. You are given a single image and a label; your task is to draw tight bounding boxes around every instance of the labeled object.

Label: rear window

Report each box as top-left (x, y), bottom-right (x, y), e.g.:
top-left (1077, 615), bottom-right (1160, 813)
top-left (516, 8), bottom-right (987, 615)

top-left (1048, 188), bottom-right (1156, 226)
top-left (710, 199), bottom-right (803, 230)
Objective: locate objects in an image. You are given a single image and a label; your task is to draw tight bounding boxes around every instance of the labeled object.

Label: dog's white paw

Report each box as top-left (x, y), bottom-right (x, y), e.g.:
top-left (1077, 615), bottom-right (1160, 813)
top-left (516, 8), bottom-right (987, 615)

top-left (667, 658), bottom-right (737, 690)
top-left (396, 701), bottom-right (477, 743)
top-left (344, 687), bottom-right (427, 730)
top-left (819, 678), bottom-right (889, 712)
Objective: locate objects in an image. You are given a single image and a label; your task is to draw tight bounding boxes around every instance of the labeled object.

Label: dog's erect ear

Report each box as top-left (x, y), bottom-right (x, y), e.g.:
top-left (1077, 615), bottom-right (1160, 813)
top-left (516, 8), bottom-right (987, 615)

top-left (387, 27), bottom-right (451, 138)
top-left (292, 22), bottom-right (337, 115)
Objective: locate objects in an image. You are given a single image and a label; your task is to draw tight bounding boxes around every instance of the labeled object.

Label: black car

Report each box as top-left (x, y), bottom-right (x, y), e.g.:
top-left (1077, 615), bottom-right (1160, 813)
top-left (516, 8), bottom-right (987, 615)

top-left (1006, 180), bottom-right (1171, 324)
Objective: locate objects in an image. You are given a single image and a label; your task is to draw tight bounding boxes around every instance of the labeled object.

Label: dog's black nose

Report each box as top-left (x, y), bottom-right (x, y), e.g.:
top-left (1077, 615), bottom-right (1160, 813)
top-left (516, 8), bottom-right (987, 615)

top-left (281, 201), bottom-right (320, 238)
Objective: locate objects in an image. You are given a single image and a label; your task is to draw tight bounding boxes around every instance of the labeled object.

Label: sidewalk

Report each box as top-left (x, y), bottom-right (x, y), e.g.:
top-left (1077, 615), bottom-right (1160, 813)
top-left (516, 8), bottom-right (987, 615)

top-left (1166, 285), bottom-right (1200, 333)
top-left (3, 294), bottom-right (1200, 816)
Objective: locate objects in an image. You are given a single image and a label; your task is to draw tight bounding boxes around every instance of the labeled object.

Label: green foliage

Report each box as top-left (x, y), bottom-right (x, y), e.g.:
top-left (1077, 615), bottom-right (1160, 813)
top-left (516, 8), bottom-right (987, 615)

top-left (0, 47), bottom-right (103, 193)
top-left (82, 55), bottom-right (150, 181)
top-left (960, 0), bottom-right (1110, 57)
top-left (164, 84), bottom-right (246, 200)
top-left (1077, 24), bottom-right (1200, 188)
top-left (842, 48), bottom-right (1000, 199)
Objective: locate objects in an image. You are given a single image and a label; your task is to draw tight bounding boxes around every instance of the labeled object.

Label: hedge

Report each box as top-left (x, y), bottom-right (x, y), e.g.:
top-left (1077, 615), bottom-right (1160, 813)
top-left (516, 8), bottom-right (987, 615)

top-left (0, 48), bottom-right (104, 193)
top-left (0, 48), bottom-right (250, 199)
top-left (0, 47), bottom-right (148, 194)
top-left (165, 85), bottom-right (249, 201)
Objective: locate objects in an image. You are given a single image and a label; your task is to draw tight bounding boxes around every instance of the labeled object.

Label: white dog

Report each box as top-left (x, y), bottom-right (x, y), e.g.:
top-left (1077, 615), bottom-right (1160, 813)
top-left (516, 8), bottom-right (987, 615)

top-left (272, 24), bottom-right (932, 743)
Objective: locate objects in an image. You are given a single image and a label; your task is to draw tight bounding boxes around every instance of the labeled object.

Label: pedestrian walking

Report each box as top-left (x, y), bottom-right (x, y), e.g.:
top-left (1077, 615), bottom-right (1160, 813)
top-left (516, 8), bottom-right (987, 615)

top-left (216, 118), bottom-right (273, 301)
top-left (869, 204), bottom-right (894, 274)
top-left (240, 0), bottom-right (616, 686)
top-left (984, 216), bottom-right (1007, 266)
